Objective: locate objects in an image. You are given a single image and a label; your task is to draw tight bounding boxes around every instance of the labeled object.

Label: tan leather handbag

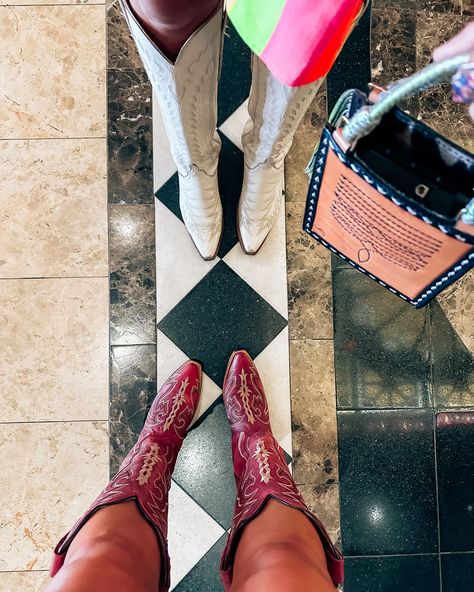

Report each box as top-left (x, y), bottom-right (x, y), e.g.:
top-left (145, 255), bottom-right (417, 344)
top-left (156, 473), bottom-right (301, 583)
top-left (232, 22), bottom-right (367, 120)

top-left (304, 55), bottom-right (474, 308)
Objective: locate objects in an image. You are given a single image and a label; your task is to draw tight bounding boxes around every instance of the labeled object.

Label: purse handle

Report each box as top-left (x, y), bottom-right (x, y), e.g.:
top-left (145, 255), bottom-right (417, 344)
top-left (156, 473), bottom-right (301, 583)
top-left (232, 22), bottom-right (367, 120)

top-left (341, 54), bottom-right (474, 224)
top-left (342, 54), bottom-right (471, 144)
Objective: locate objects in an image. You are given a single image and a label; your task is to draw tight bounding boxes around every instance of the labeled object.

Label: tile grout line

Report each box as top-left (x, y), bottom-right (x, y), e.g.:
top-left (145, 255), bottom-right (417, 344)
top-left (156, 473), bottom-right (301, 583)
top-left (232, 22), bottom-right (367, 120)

top-left (344, 551), bottom-right (474, 559)
top-left (432, 410), bottom-right (444, 592)
top-left (105, 1), bottom-right (112, 480)
top-left (0, 276), bottom-right (108, 281)
top-left (428, 300), bottom-right (443, 590)
top-left (0, 136), bottom-right (107, 141)
top-left (0, 570), bottom-right (49, 574)
top-left (0, 2), bottom-right (106, 5)
top-left (0, 418), bottom-right (109, 426)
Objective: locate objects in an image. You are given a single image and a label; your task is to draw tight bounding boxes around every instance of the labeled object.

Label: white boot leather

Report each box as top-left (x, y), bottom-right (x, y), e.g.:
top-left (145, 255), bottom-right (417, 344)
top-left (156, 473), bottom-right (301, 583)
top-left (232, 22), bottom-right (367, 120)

top-left (239, 57), bottom-right (323, 255)
top-left (120, 1), bottom-right (224, 260)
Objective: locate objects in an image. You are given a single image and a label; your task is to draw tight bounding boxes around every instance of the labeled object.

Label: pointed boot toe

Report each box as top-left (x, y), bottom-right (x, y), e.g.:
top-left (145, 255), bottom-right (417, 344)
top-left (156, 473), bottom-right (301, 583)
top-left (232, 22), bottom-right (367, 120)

top-left (179, 166), bottom-right (223, 260)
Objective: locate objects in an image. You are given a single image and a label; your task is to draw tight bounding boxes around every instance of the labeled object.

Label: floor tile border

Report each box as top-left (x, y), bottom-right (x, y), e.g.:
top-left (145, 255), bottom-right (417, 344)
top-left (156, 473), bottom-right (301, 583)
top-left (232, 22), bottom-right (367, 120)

top-left (104, 0), bottom-right (157, 474)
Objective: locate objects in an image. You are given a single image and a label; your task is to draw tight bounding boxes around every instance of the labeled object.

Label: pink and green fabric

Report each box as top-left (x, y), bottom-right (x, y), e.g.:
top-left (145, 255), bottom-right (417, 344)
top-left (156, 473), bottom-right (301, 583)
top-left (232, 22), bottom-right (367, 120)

top-left (227, 0), bottom-right (365, 87)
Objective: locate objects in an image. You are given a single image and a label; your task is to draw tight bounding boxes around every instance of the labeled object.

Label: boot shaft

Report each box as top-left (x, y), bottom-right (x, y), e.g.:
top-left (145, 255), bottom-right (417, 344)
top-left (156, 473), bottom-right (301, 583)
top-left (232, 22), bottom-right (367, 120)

top-left (243, 57), bottom-right (323, 169)
top-left (119, 0), bottom-right (224, 174)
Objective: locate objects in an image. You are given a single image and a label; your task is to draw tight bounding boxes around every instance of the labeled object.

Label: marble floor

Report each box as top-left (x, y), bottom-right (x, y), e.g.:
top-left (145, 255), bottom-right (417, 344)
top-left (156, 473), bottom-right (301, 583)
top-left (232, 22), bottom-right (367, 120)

top-left (1, 1), bottom-right (473, 591)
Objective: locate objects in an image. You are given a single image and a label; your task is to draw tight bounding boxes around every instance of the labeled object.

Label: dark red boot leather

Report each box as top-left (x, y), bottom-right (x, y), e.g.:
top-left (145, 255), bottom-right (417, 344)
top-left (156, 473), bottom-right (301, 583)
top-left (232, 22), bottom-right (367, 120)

top-left (50, 360), bottom-right (202, 592)
top-left (220, 350), bottom-right (343, 590)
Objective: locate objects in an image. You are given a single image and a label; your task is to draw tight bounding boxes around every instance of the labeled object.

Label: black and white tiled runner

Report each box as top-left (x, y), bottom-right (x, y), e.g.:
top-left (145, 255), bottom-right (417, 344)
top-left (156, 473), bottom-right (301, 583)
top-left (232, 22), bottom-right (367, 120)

top-left (153, 24), bottom-right (292, 589)
top-left (108, 3), bottom-right (474, 590)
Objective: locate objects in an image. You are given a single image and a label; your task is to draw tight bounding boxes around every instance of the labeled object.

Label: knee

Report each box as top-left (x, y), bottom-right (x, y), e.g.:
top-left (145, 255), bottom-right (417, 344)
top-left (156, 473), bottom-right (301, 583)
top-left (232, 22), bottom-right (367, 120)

top-left (251, 537), bottom-right (316, 570)
top-left (232, 538), bottom-right (335, 592)
top-left (66, 531), bottom-right (141, 567)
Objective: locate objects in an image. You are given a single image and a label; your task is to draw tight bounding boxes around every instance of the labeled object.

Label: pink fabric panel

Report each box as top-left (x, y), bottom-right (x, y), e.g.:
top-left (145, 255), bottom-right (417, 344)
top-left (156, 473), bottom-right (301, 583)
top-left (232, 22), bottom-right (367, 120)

top-left (260, 0), bottom-right (363, 86)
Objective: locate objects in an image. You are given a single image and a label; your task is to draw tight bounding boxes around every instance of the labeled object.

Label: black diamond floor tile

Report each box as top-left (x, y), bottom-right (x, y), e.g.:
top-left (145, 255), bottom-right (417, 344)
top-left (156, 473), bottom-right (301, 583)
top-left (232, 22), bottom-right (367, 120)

top-left (338, 409), bottom-right (438, 555)
top-left (345, 555), bottom-right (440, 592)
top-left (155, 174), bottom-right (181, 221)
top-left (173, 533), bottom-right (227, 592)
top-left (173, 399), bottom-right (236, 529)
top-left (217, 135), bottom-right (243, 258)
top-left (218, 21), bottom-right (251, 126)
top-left (158, 260), bottom-right (287, 385)
top-left (436, 412), bottom-right (474, 552)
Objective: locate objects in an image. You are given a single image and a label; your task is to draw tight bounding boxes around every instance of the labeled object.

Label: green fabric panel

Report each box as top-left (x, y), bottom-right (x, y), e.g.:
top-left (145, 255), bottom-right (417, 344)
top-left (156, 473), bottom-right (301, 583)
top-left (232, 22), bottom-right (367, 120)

top-left (228, 0), bottom-right (286, 55)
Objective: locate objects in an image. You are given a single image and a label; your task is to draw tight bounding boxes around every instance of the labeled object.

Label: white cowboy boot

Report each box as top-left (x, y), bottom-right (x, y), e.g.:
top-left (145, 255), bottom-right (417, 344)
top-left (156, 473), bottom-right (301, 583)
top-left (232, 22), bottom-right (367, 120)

top-left (120, 1), bottom-right (224, 260)
top-left (238, 57), bottom-right (323, 255)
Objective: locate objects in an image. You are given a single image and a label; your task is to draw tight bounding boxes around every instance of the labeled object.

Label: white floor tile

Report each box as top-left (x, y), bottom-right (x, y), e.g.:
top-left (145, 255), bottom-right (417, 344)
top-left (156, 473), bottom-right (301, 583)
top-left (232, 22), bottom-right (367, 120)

top-left (155, 200), bottom-right (218, 322)
top-left (224, 204), bottom-right (289, 320)
top-left (168, 480), bottom-right (224, 589)
top-left (219, 100), bottom-right (249, 150)
top-left (255, 326), bottom-right (292, 456)
top-left (157, 330), bottom-right (221, 424)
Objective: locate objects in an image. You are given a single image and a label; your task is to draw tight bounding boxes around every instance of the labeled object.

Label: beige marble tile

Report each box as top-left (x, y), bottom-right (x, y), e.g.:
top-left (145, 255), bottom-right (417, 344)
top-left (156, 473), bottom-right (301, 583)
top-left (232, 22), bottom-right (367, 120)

top-left (299, 483), bottom-right (341, 546)
top-left (286, 84), bottom-right (327, 204)
top-left (0, 571), bottom-right (49, 592)
top-left (0, 6), bottom-right (106, 139)
top-left (0, 278), bottom-right (109, 422)
top-left (0, 139), bottom-right (107, 278)
top-left (0, 421), bottom-right (109, 571)
top-left (290, 339), bottom-right (338, 486)
top-left (286, 202), bottom-right (333, 340)
top-left (438, 270), bottom-right (474, 353)
top-left (0, 0), bottom-right (103, 5)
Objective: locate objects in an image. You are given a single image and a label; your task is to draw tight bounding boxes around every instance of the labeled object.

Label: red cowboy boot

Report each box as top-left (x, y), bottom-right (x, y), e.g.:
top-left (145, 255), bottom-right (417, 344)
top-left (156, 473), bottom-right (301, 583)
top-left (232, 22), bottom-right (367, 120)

top-left (220, 350), bottom-right (343, 590)
top-left (50, 359), bottom-right (202, 592)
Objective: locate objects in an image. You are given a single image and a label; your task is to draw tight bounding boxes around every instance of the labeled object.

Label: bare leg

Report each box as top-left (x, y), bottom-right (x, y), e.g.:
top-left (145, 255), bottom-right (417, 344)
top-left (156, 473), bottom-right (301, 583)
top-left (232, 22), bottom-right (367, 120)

top-left (231, 500), bottom-right (336, 592)
top-left (128, 0), bottom-right (222, 60)
top-left (45, 502), bottom-right (161, 592)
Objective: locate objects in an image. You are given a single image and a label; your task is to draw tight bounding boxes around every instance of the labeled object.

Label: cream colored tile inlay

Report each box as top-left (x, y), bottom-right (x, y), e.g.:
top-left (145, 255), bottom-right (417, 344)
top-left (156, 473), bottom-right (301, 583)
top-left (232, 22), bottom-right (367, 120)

top-left (0, 0), bottom-right (104, 6)
top-left (0, 278), bottom-right (109, 422)
top-left (0, 6), bottom-right (106, 139)
top-left (0, 571), bottom-right (49, 592)
top-left (0, 139), bottom-right (107, 278)
top-left (0, 421), bottom-right (109, 571)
